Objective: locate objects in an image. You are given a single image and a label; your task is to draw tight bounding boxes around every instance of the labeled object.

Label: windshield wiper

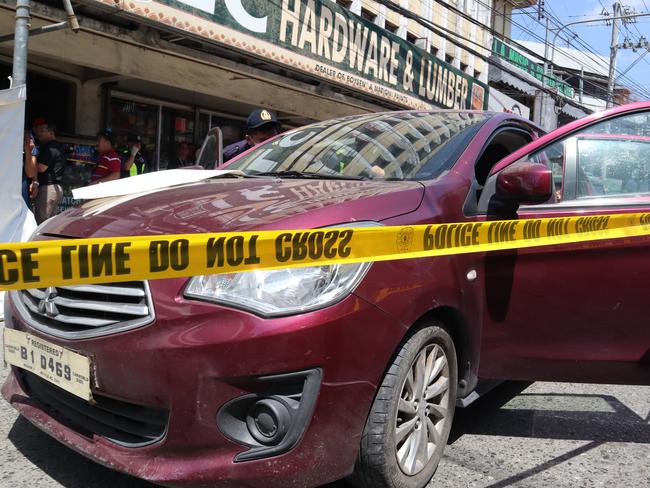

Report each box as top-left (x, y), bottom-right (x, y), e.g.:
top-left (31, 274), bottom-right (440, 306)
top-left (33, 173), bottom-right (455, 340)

top-left (250, 170), bottom-right (368, 180)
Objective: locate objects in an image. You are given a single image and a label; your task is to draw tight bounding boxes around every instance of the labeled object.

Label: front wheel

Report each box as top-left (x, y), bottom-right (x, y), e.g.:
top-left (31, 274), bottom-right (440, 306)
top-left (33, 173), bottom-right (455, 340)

top-left (351, 322), bottom-right (458, 488)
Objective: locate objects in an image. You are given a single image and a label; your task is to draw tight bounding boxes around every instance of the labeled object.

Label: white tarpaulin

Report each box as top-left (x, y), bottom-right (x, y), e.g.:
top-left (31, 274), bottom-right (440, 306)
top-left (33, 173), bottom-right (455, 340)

top-left (0, 84), bottom-right (35, 243)
top-left (72, 168), bottom-right (243, 200)
top-left (0, 85), bottom-right (36, 319)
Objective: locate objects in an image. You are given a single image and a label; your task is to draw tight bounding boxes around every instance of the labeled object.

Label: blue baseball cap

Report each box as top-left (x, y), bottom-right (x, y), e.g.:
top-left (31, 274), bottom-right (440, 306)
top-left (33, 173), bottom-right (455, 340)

top-left (246, 109), bottom-right (280, 130)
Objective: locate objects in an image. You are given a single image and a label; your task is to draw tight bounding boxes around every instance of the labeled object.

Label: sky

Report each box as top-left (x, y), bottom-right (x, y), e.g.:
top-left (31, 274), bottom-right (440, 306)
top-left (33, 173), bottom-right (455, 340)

top-left (510, 0), bottom-right (650, 101)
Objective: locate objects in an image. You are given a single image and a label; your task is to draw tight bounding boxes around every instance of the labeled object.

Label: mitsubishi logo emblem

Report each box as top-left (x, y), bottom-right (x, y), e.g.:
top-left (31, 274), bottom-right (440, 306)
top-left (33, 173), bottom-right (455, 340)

top-left (38, 287), bottom-right (59, 318)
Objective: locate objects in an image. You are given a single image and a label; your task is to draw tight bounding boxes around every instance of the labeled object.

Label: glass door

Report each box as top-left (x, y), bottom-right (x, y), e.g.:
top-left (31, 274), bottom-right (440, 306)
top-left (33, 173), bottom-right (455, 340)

top-left (108, 98), bottom-right (159, 172)
top-left (160, 108), bottom-right (195, 170)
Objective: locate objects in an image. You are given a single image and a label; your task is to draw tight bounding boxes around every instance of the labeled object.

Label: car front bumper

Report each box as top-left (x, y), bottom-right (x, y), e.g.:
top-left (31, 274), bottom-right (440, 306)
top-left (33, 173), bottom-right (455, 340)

top-left (2, 281), bottom-right (405, 487)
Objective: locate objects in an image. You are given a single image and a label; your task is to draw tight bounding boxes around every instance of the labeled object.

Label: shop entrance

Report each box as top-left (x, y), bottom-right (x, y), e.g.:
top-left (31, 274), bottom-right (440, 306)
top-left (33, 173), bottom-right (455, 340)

top-left (107, 92), bottom-right (246, 171)
top-left (108, 97), bottom-right (158, 172)
top-left (160, 107), bottom-right (194, 170)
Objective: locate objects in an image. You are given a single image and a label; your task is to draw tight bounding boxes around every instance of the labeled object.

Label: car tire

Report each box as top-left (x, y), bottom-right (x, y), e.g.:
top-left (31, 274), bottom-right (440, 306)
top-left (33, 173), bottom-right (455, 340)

top-left (350, 322), bottom-right (458, 488)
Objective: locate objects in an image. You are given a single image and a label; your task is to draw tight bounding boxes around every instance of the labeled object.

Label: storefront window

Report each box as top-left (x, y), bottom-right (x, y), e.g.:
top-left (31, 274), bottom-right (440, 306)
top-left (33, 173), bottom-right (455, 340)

top-left (160, 108), bottom-right (195, 169)
top-left (198, 112), bottom-right (211, 145)
top-left (109, 95), bottom-right (248, 172)
top-left (58, 140), bottom-right (96, 213)
top-left (196, 113), bottom-right (245, 159)
top-left (108, 98), bottom-right (159, 171)
top-left (210, 116), bottom-right (244, 147)
top-left (0, 64), bottom-right (76, 133)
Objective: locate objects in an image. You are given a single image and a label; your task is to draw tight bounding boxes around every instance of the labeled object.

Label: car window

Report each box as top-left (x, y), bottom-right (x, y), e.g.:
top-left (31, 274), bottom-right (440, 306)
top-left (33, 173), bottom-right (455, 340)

top-left (528, 110), bottom-right (650, 203)
top-left (226, 112), bottom-right (488, 181)
top-left (576, 138), bottom-right (650, 198)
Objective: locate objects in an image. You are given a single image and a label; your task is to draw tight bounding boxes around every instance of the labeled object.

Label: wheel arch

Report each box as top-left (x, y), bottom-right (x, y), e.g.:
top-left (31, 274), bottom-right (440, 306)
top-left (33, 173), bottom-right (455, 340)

top-left (406, 306), bottom-right (477, 399)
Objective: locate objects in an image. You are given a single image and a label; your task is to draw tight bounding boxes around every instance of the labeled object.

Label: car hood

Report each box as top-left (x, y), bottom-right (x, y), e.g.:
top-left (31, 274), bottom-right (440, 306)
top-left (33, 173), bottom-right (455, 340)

top-left (40, 178), bottom-right (424, 238)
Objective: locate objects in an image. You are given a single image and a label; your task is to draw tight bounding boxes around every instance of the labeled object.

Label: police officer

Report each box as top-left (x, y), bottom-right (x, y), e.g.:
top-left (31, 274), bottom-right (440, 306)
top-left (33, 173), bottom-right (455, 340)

top-left (223, 109), bottom-right (281, 162)
top-left (120, 134), bottom-right (148, 177)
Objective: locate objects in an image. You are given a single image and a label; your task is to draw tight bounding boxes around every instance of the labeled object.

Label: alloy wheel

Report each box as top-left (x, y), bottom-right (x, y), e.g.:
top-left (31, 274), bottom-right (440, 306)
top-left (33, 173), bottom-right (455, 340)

top-left (394, 344), bottom-right (451, 476)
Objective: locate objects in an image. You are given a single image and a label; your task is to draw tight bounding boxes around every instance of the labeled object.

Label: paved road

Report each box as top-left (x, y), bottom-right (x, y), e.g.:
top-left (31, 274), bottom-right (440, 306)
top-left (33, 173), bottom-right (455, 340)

top-left (1, 327), bottom-right (649, 487)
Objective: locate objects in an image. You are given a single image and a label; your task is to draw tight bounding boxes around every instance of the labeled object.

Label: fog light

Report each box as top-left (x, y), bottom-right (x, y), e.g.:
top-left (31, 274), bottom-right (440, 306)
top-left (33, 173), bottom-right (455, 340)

top-left (246, 398), bottom-right (292, 444)
top-left (216, 368), bottom-right (322, 461)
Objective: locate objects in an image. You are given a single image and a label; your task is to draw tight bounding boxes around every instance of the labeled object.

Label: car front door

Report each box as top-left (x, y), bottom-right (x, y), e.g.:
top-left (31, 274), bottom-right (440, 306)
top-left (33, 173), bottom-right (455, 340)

top-left (477, 106), bottom-right (650, 385)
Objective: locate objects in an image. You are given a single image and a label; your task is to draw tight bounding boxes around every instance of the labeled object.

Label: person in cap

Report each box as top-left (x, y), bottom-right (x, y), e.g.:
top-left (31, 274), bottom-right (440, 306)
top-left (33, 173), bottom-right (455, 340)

top-left (91, 130), bottom-right (121, 184)
top-left (120, 134), bottom-right (148, 177)
top-left (223, 109), bottom-right (281, 162)
top-left (31, 117), bottom-right (47, 145)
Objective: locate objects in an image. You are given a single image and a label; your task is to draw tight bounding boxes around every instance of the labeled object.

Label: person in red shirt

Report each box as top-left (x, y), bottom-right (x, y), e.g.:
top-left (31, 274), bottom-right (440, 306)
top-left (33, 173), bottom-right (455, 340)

top-left (91, 130), bottom-right (121, 184)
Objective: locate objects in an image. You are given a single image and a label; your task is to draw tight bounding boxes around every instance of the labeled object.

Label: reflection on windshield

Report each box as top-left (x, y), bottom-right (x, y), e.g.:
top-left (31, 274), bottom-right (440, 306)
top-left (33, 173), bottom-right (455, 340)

top-left (227, 112), bottom-right (488, 181)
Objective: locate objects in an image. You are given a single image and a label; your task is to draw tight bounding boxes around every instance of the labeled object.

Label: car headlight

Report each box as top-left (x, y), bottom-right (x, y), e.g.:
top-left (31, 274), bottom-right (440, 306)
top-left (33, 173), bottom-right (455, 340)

top-left (184, 222), bottom-right (379, 316)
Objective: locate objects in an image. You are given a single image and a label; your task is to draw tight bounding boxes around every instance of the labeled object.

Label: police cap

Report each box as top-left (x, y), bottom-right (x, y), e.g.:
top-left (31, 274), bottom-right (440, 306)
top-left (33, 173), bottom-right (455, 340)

top-left (246, 109), bottom-right (280, 130)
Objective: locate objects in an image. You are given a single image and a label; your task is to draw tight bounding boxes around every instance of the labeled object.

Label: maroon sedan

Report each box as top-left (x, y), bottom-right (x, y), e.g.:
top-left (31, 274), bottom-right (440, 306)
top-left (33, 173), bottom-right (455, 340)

top-left (3, 103), bottom-right (650, 488)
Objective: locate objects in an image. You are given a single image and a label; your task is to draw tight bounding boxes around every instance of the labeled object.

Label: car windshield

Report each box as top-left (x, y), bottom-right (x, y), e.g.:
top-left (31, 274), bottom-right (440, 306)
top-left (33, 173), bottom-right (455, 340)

top-left (226, 111), bottom-right (489, 181)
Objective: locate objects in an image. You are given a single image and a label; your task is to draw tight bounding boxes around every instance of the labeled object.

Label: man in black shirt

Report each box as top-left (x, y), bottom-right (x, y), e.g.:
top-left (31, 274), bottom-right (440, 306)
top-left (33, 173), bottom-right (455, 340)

top-left (223, 109), bottom-right (281, 162)
top-left (34, 122), bottom-right (66, 224)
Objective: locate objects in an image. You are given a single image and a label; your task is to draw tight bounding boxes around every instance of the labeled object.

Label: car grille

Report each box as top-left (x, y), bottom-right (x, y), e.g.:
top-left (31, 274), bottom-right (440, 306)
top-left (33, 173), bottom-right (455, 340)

top-left (20, 371), bottom-right (168, 447)
top-left (11, 282), bottom-right (155, 339)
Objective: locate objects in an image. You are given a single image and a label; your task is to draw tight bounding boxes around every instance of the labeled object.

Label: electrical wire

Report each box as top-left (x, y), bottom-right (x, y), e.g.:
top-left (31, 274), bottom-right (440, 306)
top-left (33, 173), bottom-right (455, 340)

top-left (413, 0), bottom-right (649, 99)
top-left (373, 0), bottom-right (595, 111)
top-left (406, 0), bottom-right (646, 101)
top-left (498, 2), bottom-right (650, 97)
top-left (514, 5), bottom-right (650, 100)
top-left (413, 0), bottom-right (611, 90)
top-left (445, 0), bottom-right (650, 99)
top-left (527, 6), bottom-right (650, 97)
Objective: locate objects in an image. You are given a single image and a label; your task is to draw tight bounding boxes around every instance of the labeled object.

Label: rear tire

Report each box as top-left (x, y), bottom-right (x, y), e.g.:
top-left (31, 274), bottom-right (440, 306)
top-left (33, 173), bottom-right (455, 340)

top-left (350, 322), bottom-right (458, 488)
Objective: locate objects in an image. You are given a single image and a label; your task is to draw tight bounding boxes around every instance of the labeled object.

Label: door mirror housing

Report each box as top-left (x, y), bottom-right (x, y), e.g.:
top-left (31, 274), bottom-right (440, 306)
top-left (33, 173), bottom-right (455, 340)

top-left (496, 161), bottom-right (553, 205)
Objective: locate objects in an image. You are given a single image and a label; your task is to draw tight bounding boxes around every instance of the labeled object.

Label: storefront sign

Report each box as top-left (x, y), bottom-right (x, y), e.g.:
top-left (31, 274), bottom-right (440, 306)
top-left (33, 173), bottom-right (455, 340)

top-left (492, 38), bottom-right (574, 98)
top-left (488, 87), bottom-right (530, 120)
top-left (94, 0), bottom-right (488, 110)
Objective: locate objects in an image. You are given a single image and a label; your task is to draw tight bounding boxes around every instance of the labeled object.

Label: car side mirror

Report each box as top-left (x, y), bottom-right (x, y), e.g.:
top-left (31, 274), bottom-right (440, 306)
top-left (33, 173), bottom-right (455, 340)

top-left (496, 161), bottom-right (553, 205)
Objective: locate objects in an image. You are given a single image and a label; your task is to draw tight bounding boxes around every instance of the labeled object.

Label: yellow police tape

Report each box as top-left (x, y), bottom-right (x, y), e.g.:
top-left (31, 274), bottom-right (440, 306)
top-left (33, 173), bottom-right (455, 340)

top-left (2, 212), bottom-right (650, 291)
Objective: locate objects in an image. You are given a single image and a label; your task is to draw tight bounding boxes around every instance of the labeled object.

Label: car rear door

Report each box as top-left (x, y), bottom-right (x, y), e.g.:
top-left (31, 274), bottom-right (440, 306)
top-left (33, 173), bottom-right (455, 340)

top-left (477, 105), bottom-right (650, 385)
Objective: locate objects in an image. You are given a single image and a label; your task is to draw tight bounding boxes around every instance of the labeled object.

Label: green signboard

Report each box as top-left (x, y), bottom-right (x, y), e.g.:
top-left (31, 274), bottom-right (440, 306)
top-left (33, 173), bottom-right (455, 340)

top-left (102, 0), bottom-right (489, 110)
top-left (492, 38), bottom-right (574, 98)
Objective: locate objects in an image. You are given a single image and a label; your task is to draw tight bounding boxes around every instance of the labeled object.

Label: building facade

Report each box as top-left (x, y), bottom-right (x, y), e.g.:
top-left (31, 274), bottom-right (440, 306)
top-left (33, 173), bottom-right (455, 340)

top-left (337, 0), bottom-right (493, 86)
top-left (1, 0), bottom-right (493, 162)
top-left (486, 0), bottom-right (633, 131)
top-left (2, 0), bottom-right (543, 210)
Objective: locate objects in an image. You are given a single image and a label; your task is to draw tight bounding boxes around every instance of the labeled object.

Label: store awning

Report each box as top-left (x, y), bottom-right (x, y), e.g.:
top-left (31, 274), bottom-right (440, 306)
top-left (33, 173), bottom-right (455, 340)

top-left (490, 56), bottom-right (593, 120)
top-left (560, 102), bottom-right (589, 120)
top-left (488, 86), bottom-right (531, 119)
top-left (488, 56), bottom-right (539, 95)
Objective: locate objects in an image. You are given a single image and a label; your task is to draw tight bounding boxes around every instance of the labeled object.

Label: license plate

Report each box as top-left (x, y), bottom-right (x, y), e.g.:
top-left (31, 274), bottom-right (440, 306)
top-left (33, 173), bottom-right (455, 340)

top-left (3, 328), bottom-right (92, 401)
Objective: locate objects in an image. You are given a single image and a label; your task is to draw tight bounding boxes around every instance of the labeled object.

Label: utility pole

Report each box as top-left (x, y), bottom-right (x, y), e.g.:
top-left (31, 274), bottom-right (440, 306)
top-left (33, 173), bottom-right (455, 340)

top-left (537, 16), bottom-right (550, 127)
top-left (579, 67), bottom-right (584, 104)
top-left (12, 0), bottom-right (30, 87)
top-left (606, 2), bottom-right (621, 108)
